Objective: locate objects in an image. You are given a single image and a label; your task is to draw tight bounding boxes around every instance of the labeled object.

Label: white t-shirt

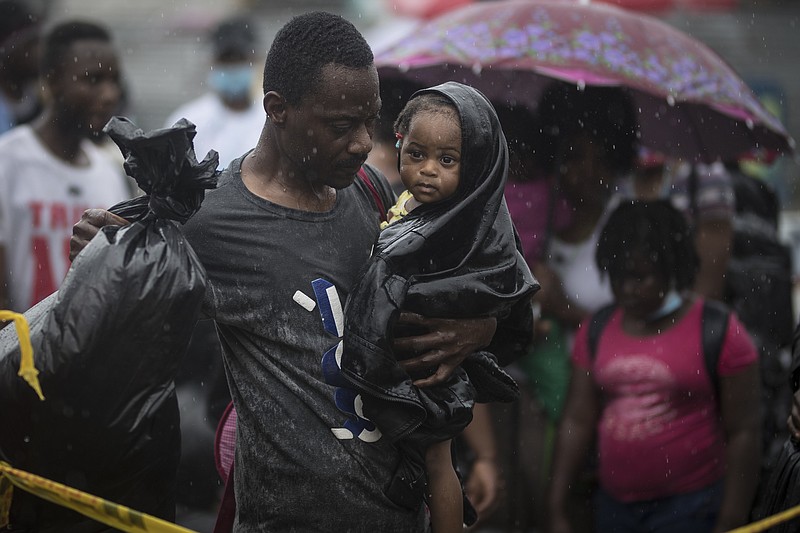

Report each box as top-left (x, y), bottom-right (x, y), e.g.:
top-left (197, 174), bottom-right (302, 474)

top-left (165, 93), bottom-right (264, 169)
top-left (0, 125), bottom-right (130, 311)
top-left (548, 195), bottom-right (621, 317)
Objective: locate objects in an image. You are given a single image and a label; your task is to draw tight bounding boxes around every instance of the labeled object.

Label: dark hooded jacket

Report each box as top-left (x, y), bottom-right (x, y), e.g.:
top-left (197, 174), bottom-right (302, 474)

top-left (341, 82), bottom-right (538, 508)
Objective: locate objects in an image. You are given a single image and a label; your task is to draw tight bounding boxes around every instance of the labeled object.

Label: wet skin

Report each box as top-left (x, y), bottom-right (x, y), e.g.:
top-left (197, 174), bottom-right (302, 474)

top-left (398, 109), bottom-right (462, 210)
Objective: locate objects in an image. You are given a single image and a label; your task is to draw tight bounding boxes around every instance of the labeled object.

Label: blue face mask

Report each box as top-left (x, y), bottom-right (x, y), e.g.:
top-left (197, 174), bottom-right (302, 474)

top-left (208, 64), bottom-right (254, 101)
top-left (646, 289), bottom-right (684, 322)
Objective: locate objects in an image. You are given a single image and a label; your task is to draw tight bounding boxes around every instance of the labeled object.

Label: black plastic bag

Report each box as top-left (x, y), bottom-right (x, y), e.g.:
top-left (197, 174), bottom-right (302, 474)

top-left (0, 117), bottom-right (218, 531)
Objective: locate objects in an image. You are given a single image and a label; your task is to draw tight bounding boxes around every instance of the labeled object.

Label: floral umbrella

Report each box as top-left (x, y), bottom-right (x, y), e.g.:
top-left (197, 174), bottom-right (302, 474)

top-left (375, 0), bottom-right (794, 162)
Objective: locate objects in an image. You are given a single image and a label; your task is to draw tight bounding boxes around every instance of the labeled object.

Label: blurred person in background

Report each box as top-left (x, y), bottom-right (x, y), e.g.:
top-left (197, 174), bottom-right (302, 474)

top-left (0, 0), bottom-right (42, 134)
top-left (623, 152), bottom-right (734, 300)
top-left (0, 20), bottom-right (130, 312)
top-left (548, 200), bottom-right (760, 533)
top-left (165, 15), bottom-right (264, 169)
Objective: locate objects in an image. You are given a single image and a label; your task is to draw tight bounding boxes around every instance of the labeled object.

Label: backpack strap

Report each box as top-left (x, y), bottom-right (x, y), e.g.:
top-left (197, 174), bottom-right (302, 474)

top-left (588, 300), bottom-right (730, 402)
top-left (701, 299), bottom-right (730, 401)
top-left (358, 167), bottom-right (387, 224)
top-left (588, 304), bottom-right (617, 362)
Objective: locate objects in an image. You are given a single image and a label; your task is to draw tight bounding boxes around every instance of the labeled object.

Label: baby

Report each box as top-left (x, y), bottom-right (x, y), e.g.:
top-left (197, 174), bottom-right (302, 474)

top-left (342, 81), bottom-right (538, 532)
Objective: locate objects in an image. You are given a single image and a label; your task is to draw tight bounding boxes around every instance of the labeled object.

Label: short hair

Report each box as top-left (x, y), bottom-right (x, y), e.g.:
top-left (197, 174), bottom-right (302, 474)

top-left (536, 82), bottom-right (638, 176)
top-left (262, 11), bottom-right (373, 105)
top-left (596, 200), bottom-right (698, 291)
top-left (211, 16), bottom-right (257, 60)
top-left (393, 92), bottom-right (459, 139)
top-left (40, 21), bottom-right (112, 80)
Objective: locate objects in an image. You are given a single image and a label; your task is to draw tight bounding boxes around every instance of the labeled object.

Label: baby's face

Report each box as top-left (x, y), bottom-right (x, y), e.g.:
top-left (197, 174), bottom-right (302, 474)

top-left (398, 109), bottom-right (461, 204)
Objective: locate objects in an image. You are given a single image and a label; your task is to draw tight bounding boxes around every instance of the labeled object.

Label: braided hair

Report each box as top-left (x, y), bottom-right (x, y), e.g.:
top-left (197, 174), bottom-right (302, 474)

top-left (596, 200), bottom-right (699, 291)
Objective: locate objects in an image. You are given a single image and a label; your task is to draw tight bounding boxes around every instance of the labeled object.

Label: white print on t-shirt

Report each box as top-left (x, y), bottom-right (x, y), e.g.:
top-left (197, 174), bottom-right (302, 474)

top-left (599, 355), bottom-right (677, 441)
top-left (27, 200), bottom-right (90, 305)
top-left (310, 278), bottom-right (382, 443)
top-left (292, 290), bottom-right (317, 312)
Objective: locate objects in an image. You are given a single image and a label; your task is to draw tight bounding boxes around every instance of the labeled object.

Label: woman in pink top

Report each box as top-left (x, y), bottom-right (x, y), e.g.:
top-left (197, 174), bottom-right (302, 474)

top-left (547, 200), bottom-right (760, 533)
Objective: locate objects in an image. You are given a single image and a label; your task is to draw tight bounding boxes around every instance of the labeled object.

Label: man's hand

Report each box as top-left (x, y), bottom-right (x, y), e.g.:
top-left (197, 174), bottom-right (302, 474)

top-left (393, 312), bottom-right (496, 387)
top-left (70, 209), bottom-right (129, 261)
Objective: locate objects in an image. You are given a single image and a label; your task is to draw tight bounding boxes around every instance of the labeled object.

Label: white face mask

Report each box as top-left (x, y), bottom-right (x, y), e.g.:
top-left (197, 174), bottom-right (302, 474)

top-left (208, 64), bottom-right (254, 101)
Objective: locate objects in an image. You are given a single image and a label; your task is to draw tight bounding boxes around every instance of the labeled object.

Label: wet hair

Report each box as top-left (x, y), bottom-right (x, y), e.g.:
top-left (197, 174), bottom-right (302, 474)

top-left (596, 200), bottom-right (698, 291)
top-left (263, 11), bottom-right (373, 105)
top-left (536, 82), bottom-right (638, 176)
top-left (393, 92), bottom-right (460, 138)
top-left (40, 21), bottom-right (111, 80)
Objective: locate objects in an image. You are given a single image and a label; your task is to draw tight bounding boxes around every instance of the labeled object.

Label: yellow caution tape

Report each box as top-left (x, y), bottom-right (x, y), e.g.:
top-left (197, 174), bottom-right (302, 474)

top-left (725, 502), bottom-right (800, 532)
top-left (0, 473), bottom-right (12, 527)
top-left (0, 310), bottom-right (44, 400)
top-left (0, 462), bottom-right (199, 533)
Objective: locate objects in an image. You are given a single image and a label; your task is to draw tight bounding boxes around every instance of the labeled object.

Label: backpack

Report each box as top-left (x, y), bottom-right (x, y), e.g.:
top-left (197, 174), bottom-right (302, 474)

top-left (587, 300), bottom-right (730, 399)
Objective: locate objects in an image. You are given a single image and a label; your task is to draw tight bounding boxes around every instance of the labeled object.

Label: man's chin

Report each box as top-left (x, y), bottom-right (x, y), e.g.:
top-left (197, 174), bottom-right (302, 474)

top-left (329, 168), bottom-right (360, 189)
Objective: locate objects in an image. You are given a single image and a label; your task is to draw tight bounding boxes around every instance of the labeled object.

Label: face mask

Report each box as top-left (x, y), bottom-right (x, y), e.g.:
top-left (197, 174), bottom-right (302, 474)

top-left (646, 289), bottom-right (684, 322)
top-left (208, 64), bottom-right (254, 101)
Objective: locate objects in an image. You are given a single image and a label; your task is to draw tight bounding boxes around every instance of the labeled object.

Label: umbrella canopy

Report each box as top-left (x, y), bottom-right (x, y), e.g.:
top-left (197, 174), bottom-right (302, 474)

top-left (375, 0), bottom-right (794, 162)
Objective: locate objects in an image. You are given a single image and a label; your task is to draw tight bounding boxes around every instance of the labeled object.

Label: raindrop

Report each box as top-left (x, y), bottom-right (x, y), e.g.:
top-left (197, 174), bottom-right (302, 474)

top-left (666, 95), bottom-right (675, 107)
top-left (472, 63), bottom-right (482, 75)
top-left (745, 119), bottom-right (754, 130)
top-left (399, 62), bottom-right (410, 73)
top-left (23, 435), bottom-right (30, 443)
top-left (306, 129), bottom-right (314, 137)
top-left (313, 148), bottom-right (318, 154)
top-left (576, 80), bottom-right (586, 91)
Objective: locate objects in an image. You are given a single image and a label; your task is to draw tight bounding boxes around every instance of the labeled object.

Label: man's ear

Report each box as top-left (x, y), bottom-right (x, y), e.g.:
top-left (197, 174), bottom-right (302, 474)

top-left (264, 91), bottom-right (287, 127)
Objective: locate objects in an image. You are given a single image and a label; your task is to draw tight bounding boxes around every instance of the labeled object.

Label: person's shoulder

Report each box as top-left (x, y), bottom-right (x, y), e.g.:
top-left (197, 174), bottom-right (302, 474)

top-left (360, 163), bottom-right (391, 187)
top-left (0, 124), bottom-right (35, 150)
top-left (691, 297), bottom-right (757, 368)
top-left (191, 162), bottom-right (242, 215)
top-left (0, 126), bottom-right (40, 177)
top-left (165, 93), bottom-right (220, 128)
top-left (354, 163), bottom-right (396, 208)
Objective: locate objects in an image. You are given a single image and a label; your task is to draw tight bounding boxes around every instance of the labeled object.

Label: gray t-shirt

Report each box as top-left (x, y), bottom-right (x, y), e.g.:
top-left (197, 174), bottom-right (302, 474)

top-left (183, 158), bottom-right (424, 532)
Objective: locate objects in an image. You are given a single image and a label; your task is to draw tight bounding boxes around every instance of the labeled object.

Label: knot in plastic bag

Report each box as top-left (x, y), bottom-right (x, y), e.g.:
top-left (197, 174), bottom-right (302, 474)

top-left (104, 117), bottom-right (219, 223)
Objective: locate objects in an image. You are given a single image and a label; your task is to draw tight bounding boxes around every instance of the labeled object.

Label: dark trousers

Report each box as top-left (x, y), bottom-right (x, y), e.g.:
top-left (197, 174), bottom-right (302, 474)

top-left (594, 481), bottom-right (723, 533)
